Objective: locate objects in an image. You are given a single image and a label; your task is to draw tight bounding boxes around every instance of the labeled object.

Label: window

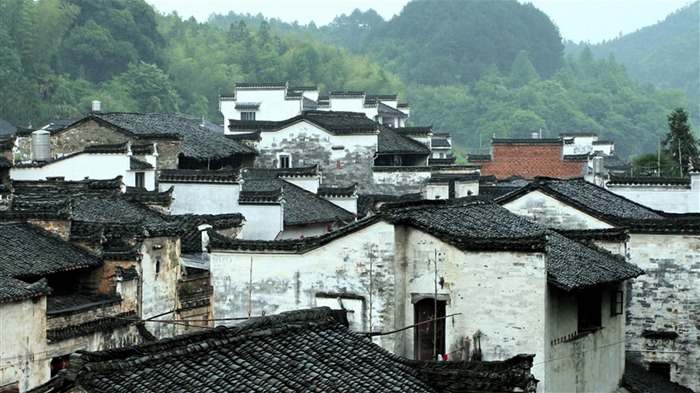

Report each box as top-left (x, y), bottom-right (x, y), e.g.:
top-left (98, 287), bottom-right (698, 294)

top-left (648, 362), bottom-right (671, 380)
top-left (610, 289), bottom-right (624, 316)
top-left (278, 153), bottom-right (291, 168)
top-left (578, 289), bottom-right (602, 332)
top-left (241, 112), bottom-right (256, 121)
top-left (135, 172), bottom-right (145, 189)
top-left (414, 298), bottom-right (446, 360)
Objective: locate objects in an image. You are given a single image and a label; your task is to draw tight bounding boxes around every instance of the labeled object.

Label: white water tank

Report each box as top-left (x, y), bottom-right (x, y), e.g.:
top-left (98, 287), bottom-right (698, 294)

top-left (31, 130), bottom-right (51, 161)
top-left (92, 100), bottom-right (101, 112)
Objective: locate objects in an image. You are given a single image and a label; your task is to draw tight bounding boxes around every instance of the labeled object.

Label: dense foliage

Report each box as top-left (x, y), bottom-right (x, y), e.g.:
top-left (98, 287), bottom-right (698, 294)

top-left (0, 0), bottom-right (696, 164)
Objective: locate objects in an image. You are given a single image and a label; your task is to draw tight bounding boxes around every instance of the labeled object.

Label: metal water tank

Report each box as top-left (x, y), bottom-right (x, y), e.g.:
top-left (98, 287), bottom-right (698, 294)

top-left (31, 130), bottom-right (51, 161)
top-left (592, 156), bottom-right (604, 174)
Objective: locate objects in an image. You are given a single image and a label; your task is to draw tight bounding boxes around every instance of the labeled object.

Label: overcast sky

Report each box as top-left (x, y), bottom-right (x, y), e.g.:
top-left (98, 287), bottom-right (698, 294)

top-left (148, 0), bottom-right (694, 44)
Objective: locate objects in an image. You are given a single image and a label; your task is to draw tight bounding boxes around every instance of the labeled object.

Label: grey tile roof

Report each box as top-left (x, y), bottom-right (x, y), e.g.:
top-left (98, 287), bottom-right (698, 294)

top-left (0, 222), bottom-right (102, 280)
top-left (158, 169), bottom-right (241, 183)
top-left (496, 177), bottom-right (666, 223)
top-left (164, 214), bottom-right (244, 253)
top-left (382, 198), bottom-right (642, 290)
top-left (431, 138), bottom-right (451, 148)
top-left (88, 113), bottom-right (256, 160)
top-left (242, 165), bottom-right (320, 179)
top-left (492, 138), bottom-right (562, 145)
top-left (0, 118), bottom-right (16, 136)
top-left (123, 186), bottom-right (173, 207)
top-left (47, 311), bottom-right (137, 342)
top-left (0, 276), bottom-right (52, 304)
top-left (129, 157), bottom-right (153, 170)
top-left (607, 175), bottom-right (690, 186)
top-left (229, 111), bottom-right (380, 135)
top-left (378, 125), bottom-right (431, 154)
top-left (546, 232), bottom-right (642, 291)
top-left (210, 216), bottom-right (382, 252)
top-left (30, 307), bottom-right (536, 393)
top-left (623, 356), bottom-right (694, 393)
top-left (242, 178), bottom-right (355, 226)
top-left (378, 101), bottom-right (408, 117)
top-left (317, 183), bottom-right (357, 198)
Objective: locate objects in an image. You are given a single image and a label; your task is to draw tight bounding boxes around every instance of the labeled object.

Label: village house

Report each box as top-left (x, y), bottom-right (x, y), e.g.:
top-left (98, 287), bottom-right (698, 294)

top-left (11, 141), bottom-right (157, 191)
top-left (468, 134), bottom-right (629, 181)
top-left (0, 177), bottom-right (246, 392)
top-left (28, 308), bottom-right (538, 393)
top-left (496, 177), bottom-right (700, 391)
top-left (605, 171), bottom-right (700, 213)
top-left (208, 197), bottom-right (642, 392)
top-left (219, 82), bottom-right (410, 128)
top-left (228, 110), bottom-right (477, 195)
top-left (157, 165), bottom-right (357, 240)
top-left (12, 111), bottom-right (257, 184)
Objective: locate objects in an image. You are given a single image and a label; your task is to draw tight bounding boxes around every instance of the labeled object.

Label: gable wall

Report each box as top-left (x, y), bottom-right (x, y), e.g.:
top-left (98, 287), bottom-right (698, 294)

top-left (478, 144), bottom-right (584, 179)
top-left (210, 221), bottom-right (398, 349)
top-left (502, 191), bottom-right (614, 229)
top-left (626, 233), bottom-right (700, 392)
top-left (237, 204), bottom-right (283, 240)
top-left (394, 228), bottom-right (547, 387)
top-left (139, 236), bottom-right (181, 339)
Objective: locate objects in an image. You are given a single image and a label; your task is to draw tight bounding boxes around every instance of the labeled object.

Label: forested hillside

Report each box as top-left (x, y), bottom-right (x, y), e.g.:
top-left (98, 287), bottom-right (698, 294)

top-left (0, 0), bottom-right (696, 161)
top-left (566, 2), bottom-right (699, 101)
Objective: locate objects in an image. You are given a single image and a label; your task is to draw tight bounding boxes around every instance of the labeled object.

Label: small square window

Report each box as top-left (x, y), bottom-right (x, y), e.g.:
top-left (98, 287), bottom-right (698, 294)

top-left (241, 112), bottom-right (256, 121)
top-left (648, 362), bottom-right (671, 380)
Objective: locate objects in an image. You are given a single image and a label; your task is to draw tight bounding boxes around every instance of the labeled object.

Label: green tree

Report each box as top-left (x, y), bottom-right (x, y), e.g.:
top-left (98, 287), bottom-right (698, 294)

top-left (105, 62), bottom-right (181, 113)
top-left (661, 107), bottom-right (699, 176)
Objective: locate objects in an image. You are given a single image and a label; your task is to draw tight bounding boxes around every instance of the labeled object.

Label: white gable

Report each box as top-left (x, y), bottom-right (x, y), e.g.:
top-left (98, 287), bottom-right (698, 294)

top-left (501, 190), bottom-right (613, 229)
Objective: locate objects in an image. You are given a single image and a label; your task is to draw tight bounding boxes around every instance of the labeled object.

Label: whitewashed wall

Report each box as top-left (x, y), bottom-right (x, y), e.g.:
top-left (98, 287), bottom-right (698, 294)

top-left (545, 285), bottom-right (627, 393)
top-left (607, 173), bottom-right (700, 213)
top-left (502, 191), bottom-right (614, 229)
top-left (0, 297), bottom-right (49, 392)
top-left (139, 236), bottom-right (181, 339)
top-left (221, 88), bottom-right (303, 126)
top-left (394, 228), bottom-right (548, 390)
top-left (210, 221), bottom-right (398, 349)
top-left (12, 154), bottom-right (156, 190)
top-left (237, 204), bottom-right (283, 240)
top-left (159, 182), bottom-right (241, 215)
top-left (626, 233), bottom-right (700, 392)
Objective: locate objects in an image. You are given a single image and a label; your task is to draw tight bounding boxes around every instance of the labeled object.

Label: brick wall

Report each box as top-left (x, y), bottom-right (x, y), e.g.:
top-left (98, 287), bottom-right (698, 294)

top-left (475, 144), bottom-right (585, 180)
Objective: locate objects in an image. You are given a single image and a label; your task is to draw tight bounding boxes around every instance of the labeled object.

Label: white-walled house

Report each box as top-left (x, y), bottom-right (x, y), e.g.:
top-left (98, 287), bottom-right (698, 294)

top-left (605, 171), bottom-right (700, 213)
top-left (219, 82), bottom-right (410, 128)
top-left (158, 166), bottom-right (356, 240)
top-left (496, 177), bottom-right (700, 392)
top-left (208, 198), bottom-right (642, 392)
top-left (11, 142), bottom-right (157, 190)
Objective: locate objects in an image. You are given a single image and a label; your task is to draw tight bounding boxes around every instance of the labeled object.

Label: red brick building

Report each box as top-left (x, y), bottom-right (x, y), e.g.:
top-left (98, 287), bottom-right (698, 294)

top-left (469, 138), bottom-right (587, 180)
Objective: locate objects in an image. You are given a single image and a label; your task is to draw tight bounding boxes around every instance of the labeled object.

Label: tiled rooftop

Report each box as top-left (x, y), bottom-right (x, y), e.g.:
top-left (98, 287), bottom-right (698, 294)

top-left (378, 125), bottom-right (431, 154)
top-left (30, 307), bottom-right (537, 393)
top-left (0, 222), bottom-right (102, 280)
top-left (87, 113), bottom-right (256, 160)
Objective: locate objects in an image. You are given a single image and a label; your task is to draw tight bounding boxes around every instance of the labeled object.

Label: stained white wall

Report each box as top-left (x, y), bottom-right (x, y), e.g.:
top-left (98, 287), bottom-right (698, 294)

top-left (0, 297), bottom-right (49, 393)
top-left (394, 228), bottom-right (548, 389)
top-left (502, 191), bottom-right (614, 229)
top-left (210, 221), bottom-right (398, 349)
top-left (139, 236), bottom-right (181, 340)
top-left (626, 233), bottom-right (700, 392)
